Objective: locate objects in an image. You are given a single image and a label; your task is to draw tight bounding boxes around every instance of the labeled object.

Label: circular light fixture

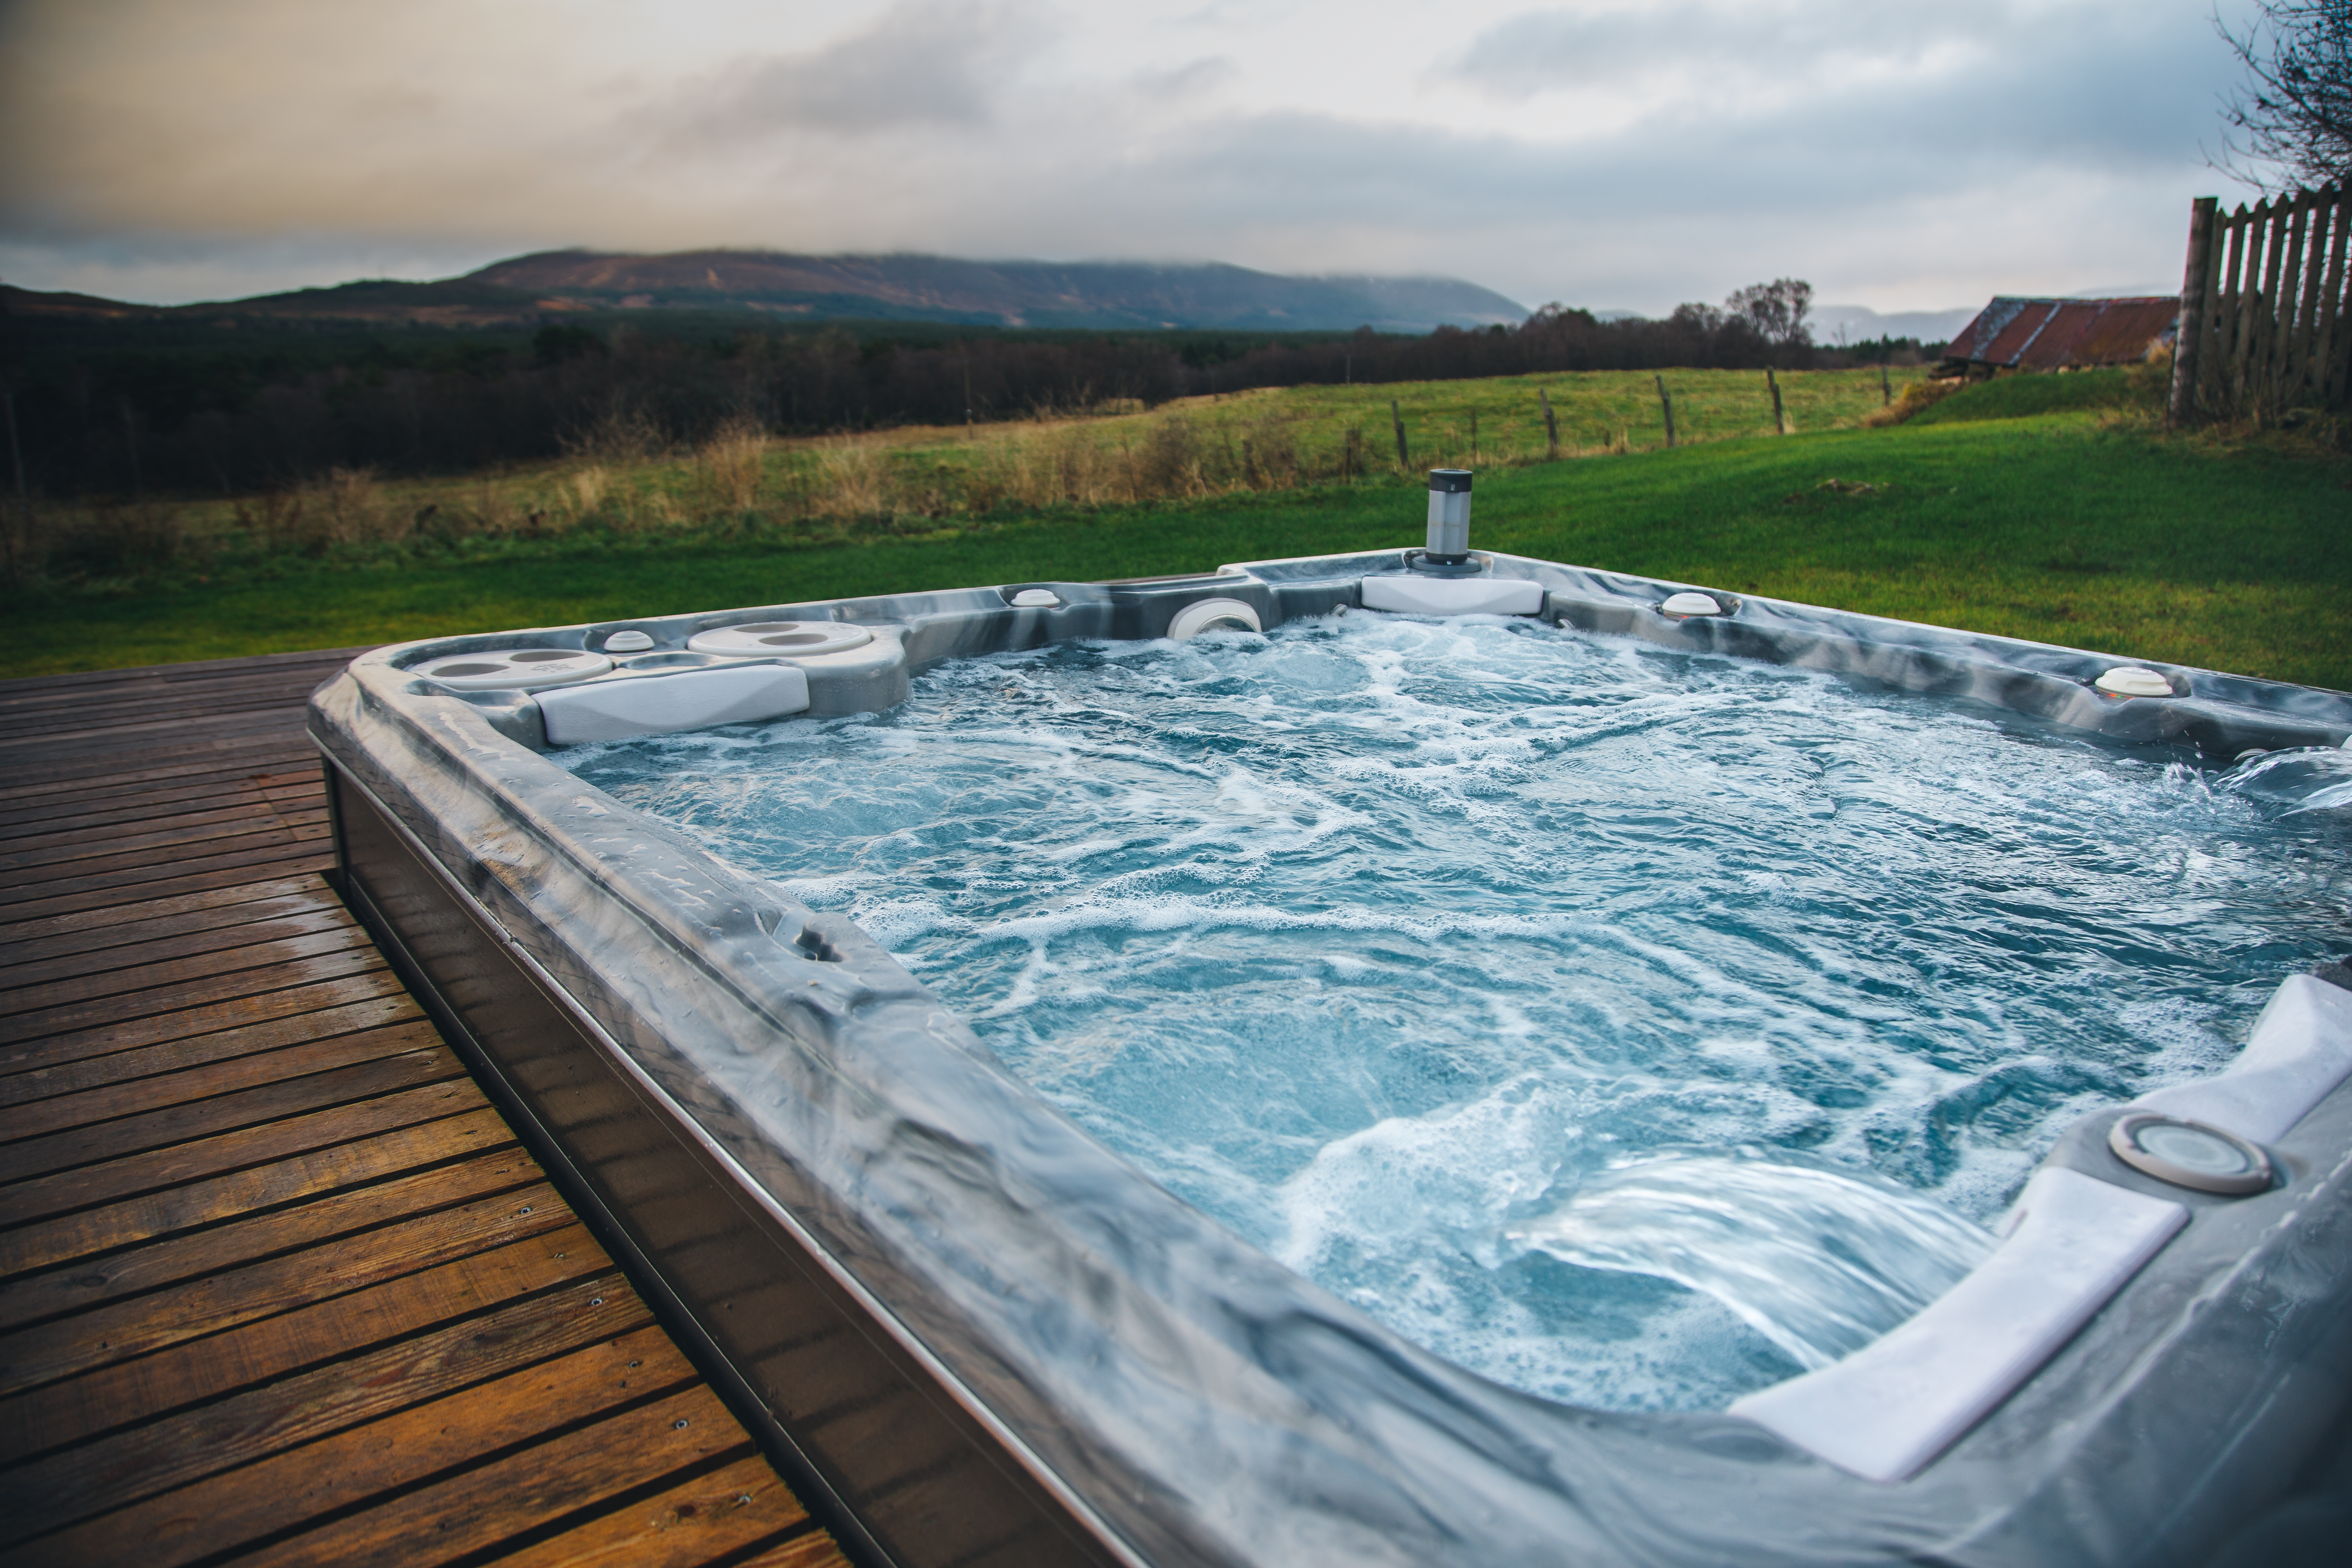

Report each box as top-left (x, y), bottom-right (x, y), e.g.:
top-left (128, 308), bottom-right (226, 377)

top-left (688, 621), bottom-right (875, 658)
top-left (2108, 1113), bottom-right (2273, 1195)
top-left (1661, 591), bottom-right (1724, 618)
top-left (2095, 666), bottom-right (2174, 698)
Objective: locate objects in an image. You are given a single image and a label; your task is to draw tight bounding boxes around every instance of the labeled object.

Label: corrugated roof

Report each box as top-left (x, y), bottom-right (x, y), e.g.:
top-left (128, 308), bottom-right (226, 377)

top-left (1942, 296), bottom-right (2179, 370)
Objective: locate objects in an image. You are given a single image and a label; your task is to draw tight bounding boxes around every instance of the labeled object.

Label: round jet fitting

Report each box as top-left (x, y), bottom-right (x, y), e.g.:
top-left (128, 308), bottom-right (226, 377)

top-left (1167, 598), bottom-right (1263, 641)
top-left (688, 621), bottom-right (875, 658)
top-left (417, 648), bottom-right (612, 691)
top-left (1661, 591), bottom-right (1726, 618)
top-left (2095, 666), bottom-right (2175, 698)
top-left (2108, 1112), bottom-right (2273, 1196)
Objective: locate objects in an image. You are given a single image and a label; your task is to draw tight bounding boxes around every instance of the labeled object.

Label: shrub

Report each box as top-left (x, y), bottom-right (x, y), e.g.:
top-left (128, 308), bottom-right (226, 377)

top-left (46, 502), bottom-right (191, 579)
top-left (1865, 376), bottom-right (1969, 427)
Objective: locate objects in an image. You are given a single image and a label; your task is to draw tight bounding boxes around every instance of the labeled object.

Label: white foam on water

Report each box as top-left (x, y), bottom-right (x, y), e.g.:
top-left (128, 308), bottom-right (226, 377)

top-left (2211, 746), bottom-right (2352, 815)
top-left (1510, 1154), bottom-right (1996, 1371)
top-left (563, 614), bottom-right (2352, 1410)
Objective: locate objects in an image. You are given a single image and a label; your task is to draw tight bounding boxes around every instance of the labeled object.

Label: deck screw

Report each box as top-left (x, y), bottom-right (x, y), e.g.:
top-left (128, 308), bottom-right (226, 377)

top-left (674, 1419), bottom-right (690, 1430)
top-left (517, 1205), bottom-right (532, 1214)
top-left (736, 1494), bottom-right (753, 1506)
top-left (590, 1297), bottom-right (605, 1306)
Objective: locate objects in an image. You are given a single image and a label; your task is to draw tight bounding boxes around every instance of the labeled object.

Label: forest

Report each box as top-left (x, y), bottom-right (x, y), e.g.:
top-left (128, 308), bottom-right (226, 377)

top-left (0, 291), bottom-right (1937, 500)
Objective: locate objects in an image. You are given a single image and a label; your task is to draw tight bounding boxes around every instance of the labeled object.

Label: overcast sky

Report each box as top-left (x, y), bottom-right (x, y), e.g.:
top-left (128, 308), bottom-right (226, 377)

top-left (0, 0), bottom-right (2271, 316)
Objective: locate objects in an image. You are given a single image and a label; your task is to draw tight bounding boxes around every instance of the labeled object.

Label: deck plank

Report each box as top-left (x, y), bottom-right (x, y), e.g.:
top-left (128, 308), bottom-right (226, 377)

top-left (0, 651), bottom-right (848, 1568)
top-left (0, 1041), bottom-right (464, 1185)
top-left (0, 833), bottom-right (336, 915)
top-left (0, 1223), bottom-right (608, 1462)
top-left (0, 1017), bottom-right (441, 1127)
top-left (14, 1319), bottom-right (689, 1566)
top-left (2, 969), bottom-right (416, 1076)
top-left (246, 1385), bottom-right (748, 1568)
top-left (0, 873), bottom-right (329, 944)
top-left (0, 798), bottom-right (325, 864)
top-left (0, 903), bottom-right (358, 994)
top-left (494, 1452), bottom-right (832, 1568)
top-left (0, 1276), bottom-right (646, 1549)
top-left (0, 883), bottom-right (348, 967)
top-left (0, 943), bottom-right (396, 1047)
top-left (0, 1106), bottom-right (516, 1276)
top-left (0, 1180), bottom-right (574, 1391)
top-left (0, 780), bottom-right (319, 840)
top-left (0, 752), bottom-right (318, 811)
top-left (0, 917), bottom-right (370, 1023)
top-left (0, 1077), bottom-right (486, 1223)
top-left (0, 809), bottom-right (328, 886)
top-left (0, 1144), bottom-right (541, 1332)
top-left (0, 994), bottom-right (426, 1108)
top-left (0, 846), bottom-right (340, 922)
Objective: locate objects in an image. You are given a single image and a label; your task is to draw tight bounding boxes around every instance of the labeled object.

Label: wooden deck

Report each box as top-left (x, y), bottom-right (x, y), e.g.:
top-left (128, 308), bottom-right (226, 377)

top-left (0, 650), bottom-right (851, 1568)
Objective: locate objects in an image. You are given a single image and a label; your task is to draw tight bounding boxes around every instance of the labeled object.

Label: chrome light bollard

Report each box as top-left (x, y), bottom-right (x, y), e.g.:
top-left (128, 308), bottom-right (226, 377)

top-left (1412, 468), bottom-right (1479, 576)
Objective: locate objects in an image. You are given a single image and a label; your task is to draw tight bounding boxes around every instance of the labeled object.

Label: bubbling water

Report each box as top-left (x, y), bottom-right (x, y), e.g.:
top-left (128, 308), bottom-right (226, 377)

top-left (1510, 1154), bottom-right (1996, 1371)
top-left (561, 613), bottom-right (2352, 1410)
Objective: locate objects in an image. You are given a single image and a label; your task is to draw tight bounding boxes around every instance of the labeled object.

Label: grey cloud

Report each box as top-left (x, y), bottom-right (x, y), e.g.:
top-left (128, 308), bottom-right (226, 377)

top-left (1454, 0), bottom-right (2023, 100)
top-left (0, 0), bottom-right (2256, 313)
top-left (1132, 56), bottom-right (1238, 102)
top-left (666, 2), bottom-right (1043, 139)
top-left (1023, 7), bottom-right (2239, 306)
top-left (1137, 18), bottom-right (2214, 234)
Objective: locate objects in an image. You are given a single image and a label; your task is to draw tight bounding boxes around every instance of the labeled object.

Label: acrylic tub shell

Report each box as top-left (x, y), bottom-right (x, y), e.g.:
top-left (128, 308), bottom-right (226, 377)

top-left (311, 550), bottom-right (2352, 1568)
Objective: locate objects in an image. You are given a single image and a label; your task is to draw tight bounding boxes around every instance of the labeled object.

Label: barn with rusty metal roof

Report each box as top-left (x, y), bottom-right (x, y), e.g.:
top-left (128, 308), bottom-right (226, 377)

top-left (1940, 296), bottom-right (2179, 373)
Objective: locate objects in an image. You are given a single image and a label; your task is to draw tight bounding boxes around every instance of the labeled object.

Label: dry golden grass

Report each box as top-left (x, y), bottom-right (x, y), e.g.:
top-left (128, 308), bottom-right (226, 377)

top-left (1864, 376), bottom-right (1969, 428)
top-left (697, 416), bottom-right (768, 512)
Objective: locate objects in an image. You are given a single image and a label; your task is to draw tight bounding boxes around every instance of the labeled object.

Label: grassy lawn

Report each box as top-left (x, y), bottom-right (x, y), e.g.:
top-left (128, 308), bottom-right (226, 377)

top-left (5, 368), bottom-right (2348, 690)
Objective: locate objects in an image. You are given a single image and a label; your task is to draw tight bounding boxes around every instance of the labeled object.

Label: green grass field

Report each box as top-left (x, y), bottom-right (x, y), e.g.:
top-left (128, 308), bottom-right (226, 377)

top-left (5, 367), bottom-right (2348, 690)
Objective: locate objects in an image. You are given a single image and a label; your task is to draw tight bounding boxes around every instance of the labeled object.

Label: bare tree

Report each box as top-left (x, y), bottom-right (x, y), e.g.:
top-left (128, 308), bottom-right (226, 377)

top-left (2212, 0), bottom-right (2352, 192)
top-left (1725, 279), bottom-right (1814, 347)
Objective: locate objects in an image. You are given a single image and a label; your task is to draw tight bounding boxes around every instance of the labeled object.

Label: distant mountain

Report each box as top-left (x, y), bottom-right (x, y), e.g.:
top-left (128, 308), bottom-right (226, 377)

top-left (1, 251), bottom-right (1529, 333)
top-left (1809, 302), bottom-right (1980, 345)
top-left (465, 250), bottom-right (1527, 331)
top-left (0, 276), bottom-right (545, 328)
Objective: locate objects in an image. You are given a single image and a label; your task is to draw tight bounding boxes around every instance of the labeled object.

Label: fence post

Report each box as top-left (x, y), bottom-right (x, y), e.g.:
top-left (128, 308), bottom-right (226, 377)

top-left (2169, 196), bottom-right (2218, 426)
top-left (1470, 408), bottom-right (1479, 463)
top-left (1390, 399), bottom-right (1408, 468)
top-left (2317, 187), bottom-right (2351, 408)
top-left (1540, 388), bottom-right (1560, 458)
top-left (0, 382), bottom-right (23, 506)
top-left (1654, 376), bottom-right (1676, 447)
top-left (1880, 365), bottom-right (1892, 406)
top-left (2289, 188), bottom-right (2334, 401)
top-left (1766, 369), bottom-right (1788, 435)
top-left (2211, 204), bottom-right (2250, 413)
top-left (2252, 201), bottom-right (2290, 414)
top-left (2274, 200), bottom-right (2312, 401)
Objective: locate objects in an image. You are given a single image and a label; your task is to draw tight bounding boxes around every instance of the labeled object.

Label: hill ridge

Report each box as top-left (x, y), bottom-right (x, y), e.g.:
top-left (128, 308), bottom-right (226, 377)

top-left (2, 250), bottom-right (1527, 332)
top-left (464, 248), bottom-right (1526, 330)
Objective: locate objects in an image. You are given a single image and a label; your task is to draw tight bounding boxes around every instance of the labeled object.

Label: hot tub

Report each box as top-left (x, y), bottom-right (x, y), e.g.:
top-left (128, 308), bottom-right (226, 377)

top-left (310, 547), bottom-right (2352, 1568)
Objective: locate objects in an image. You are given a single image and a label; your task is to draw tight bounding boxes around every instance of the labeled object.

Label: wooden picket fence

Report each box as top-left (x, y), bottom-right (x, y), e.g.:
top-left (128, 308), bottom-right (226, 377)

top-left (2169, 184), bottom-right (2352, 423)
